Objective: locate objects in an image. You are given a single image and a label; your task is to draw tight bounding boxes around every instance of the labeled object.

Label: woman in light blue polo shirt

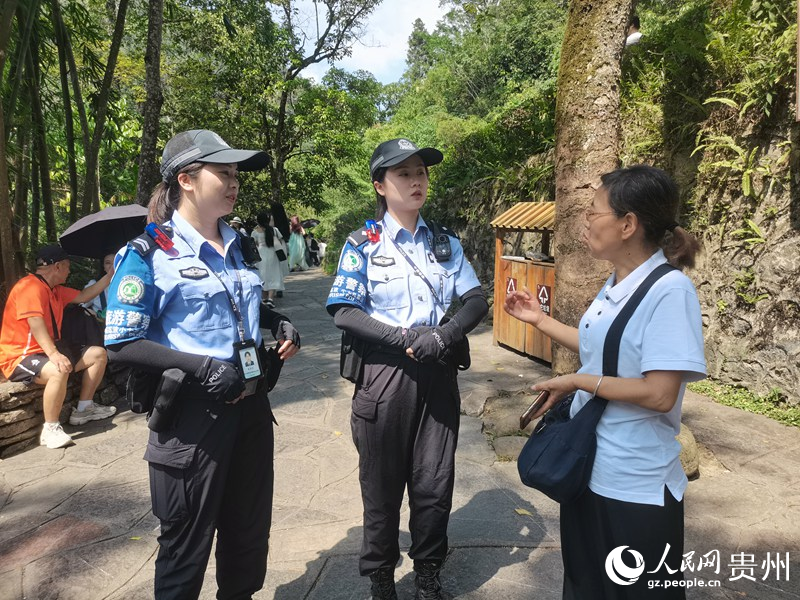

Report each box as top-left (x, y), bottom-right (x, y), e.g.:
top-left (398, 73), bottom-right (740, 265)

top-left (505, 165), bottom-right (706, 599)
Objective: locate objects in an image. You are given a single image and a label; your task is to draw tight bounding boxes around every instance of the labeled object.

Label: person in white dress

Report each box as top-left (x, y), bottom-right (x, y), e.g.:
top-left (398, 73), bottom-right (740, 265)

top-left (252, 211), bottom-right (285, 307)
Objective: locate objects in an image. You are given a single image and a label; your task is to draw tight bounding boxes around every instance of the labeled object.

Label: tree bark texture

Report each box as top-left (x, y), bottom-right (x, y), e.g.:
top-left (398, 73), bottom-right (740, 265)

top-left (135, 0), bottom-right (163, 207)
top-left (552, 0), bottom-right (633, 375)
top-left (29, 31), bottom-right (56, 242)
top-left (51, 0), bottom-right (79, 221)
top-left (0, 0), bottom-right (19, 298)
top-left (13, 130), bottom-right (29, 273)
top-left (82, 0), bottom-right (129, 215)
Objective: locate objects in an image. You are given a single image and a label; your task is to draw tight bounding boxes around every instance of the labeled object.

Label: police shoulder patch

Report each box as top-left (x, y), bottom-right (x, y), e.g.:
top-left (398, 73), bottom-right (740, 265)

top-left (341, 249), bottom-right (364, 272)
top-left (117, 275), bottom-right (146, 305)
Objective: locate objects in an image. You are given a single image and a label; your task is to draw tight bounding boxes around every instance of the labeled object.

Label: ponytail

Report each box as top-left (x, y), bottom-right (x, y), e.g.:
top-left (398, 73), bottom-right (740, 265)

top-left (663, 226), bottom-right (701, 270)
top-left (147, 162), bottom-right (204, 224)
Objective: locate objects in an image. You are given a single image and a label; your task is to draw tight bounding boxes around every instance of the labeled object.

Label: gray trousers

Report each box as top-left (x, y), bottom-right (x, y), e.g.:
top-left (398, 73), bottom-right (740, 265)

top-left (350, 350), bottom-right (461, 575)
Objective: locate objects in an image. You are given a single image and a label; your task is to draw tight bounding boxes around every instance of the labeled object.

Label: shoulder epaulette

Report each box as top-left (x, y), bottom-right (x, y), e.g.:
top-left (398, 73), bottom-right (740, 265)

top-left (129, 233), bottom-right (159, 257)
top-left (129, 224), bottom-right (174, 257)
top-left (430, 221), bottom-right (460, 240)
top-left (347, 228), bottom-right (370, 248)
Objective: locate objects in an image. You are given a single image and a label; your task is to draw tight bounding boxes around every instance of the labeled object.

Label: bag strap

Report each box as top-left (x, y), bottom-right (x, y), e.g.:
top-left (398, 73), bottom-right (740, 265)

top-left (602, 263), bottom-right (676, 378)
top-left (33, 273), bottom-right (61, 341)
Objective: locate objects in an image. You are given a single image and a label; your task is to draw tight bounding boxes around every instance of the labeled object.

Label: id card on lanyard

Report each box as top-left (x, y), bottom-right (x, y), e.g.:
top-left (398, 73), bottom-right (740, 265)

top-left (178, 226), bottom-right (263, 395)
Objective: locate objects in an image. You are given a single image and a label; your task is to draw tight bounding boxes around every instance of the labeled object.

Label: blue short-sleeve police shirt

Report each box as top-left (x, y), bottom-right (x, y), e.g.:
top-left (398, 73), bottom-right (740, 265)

top-left (570, 249), bottom-right (706, 506)
top-left (104, 211), bottom-right (263, 362)
top-left (326, 213), bottom-right (480, 328)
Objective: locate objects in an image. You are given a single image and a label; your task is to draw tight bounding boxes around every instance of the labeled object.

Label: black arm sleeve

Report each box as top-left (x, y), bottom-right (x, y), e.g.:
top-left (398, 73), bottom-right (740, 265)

top-left (331, 305), bottom-right (406, 348)
top-left (259, 304), bottom-right (289, 336)
top-left (441, 286), bottom-right (489, 341)
top-left (106, 339), bottom-right (207, 375)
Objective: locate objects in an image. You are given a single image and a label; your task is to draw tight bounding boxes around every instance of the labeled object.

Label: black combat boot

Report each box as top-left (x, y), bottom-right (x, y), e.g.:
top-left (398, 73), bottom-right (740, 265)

top-left (369, 566), bottom-right (398, 600)
top-left (414, 560), bottom-right (444, 600)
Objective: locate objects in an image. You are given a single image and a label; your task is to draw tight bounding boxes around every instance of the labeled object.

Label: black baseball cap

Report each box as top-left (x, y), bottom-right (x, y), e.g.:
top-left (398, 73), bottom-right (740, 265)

top-left (160, 129), bottom-right (270, 182)
top-left (369, 138), bottom-right (443, 180)
top-left (36, 244), bottom-right (70, 266)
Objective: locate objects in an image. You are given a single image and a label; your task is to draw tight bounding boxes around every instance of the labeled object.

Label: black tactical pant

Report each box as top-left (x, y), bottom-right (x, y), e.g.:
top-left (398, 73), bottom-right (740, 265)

top-left (145, 391), bottom-right (275, 600)
top-left (351, 350), bottom-right (461, 575)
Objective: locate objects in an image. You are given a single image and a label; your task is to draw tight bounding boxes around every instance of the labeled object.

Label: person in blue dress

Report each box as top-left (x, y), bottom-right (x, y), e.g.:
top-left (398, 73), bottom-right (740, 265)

top-left (326, 138), bottom-right (489, 600)
top-left (505, 165), bottom-right (706, 599)
top-left (104, 129), bottom-right (301, 600)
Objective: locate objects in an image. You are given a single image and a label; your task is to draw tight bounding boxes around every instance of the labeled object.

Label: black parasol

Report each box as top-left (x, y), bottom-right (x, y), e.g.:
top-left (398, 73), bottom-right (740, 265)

top-left (60, 204), bottom-right (149, 259)
top-left (301, 218), bottom-right (320, 229)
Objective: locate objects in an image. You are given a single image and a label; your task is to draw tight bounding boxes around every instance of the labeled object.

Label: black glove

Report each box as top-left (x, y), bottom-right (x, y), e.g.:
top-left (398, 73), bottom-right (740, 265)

top-left (408, 327), bottom-right (452, 363)
top-left (401, 326), bottom-right (431, 350)
top-left (272, 319), bottom-right (301, 349)
top-left (194, 357), bottom-right (245, 403)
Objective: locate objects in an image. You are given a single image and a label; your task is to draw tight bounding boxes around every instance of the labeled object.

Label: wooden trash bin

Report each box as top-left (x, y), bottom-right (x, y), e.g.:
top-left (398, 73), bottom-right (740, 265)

top-left (491, 202), bottom-right (555, 363)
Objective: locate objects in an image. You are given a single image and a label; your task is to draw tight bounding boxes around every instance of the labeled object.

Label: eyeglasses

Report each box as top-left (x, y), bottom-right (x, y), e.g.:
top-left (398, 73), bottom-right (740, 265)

top-left (584, 208), bottom-right (617, 221)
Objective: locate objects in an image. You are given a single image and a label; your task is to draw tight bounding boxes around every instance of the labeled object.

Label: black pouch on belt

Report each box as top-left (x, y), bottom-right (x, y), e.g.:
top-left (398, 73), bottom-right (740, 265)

top-left (339, 331), bottom-right (366, 384)
top-left (126, 368), bottom-right (160, 414)
top-left (147, 368), bottom-right (186, 433)
top-left (259, 343), bottom-right (283, 392)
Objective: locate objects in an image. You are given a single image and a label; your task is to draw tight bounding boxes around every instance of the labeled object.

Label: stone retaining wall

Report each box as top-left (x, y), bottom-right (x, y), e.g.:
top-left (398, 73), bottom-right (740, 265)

top-left (0, 367), bottom-right (126, 458)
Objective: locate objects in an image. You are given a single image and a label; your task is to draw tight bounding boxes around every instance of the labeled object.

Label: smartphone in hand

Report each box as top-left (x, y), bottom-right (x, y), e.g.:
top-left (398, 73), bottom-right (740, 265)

top-left (519, 390), bottom-right (550, 430)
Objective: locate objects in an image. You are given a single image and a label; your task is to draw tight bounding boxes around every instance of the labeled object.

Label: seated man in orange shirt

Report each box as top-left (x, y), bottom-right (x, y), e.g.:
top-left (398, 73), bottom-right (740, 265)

top-left (0, 245), bottom-right (116, 448)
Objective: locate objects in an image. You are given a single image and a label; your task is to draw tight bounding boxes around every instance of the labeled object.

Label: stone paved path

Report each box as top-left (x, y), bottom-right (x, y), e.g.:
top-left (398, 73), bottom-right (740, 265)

top-left (1, 268), bottom-right (799, 599)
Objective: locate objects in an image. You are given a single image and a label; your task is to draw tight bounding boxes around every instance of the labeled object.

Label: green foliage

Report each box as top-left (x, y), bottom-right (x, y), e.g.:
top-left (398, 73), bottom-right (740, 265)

top-left (704, 0), bottom-right (796, 119)
top-left (621, 0), bottom-right (713, 163)
top-left (730, 219), bottom-right (766, 249)
top-left (733, 268), bottom-right (770, 305)
top-left (689, 380), bottom-right (800, 427)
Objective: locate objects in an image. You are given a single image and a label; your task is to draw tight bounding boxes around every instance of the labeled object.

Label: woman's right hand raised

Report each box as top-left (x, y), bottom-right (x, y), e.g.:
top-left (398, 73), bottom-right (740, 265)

top-left (503, 287), bottom-right (545, 327)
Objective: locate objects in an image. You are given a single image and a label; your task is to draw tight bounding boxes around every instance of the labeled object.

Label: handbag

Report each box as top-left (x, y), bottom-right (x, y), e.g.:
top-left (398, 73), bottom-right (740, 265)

top-left (517, 263), bottom-right (676, 503)
top-left (275, 248), bottom-right (287, 262)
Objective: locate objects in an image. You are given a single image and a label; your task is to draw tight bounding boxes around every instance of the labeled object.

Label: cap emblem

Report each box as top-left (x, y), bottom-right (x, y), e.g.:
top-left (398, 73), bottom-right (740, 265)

top-left (397, 139), bottom-right (416, 150)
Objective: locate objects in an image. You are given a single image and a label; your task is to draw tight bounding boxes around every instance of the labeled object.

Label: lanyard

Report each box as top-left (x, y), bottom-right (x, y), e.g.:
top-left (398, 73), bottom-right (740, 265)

top-left (174, 225), bottom-right (248, 343)
top-left (384, 225), bottom-right (444, 309)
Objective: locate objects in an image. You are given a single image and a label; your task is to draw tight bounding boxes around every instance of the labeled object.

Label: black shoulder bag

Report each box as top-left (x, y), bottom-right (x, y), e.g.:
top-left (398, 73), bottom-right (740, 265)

top-left (517, 263), bottom-right (676, 504)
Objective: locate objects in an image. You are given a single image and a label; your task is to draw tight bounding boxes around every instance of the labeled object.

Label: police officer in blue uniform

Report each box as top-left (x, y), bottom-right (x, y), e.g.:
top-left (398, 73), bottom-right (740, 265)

top-left (326, 139), bottom-right (489, 600)
top-left (104, 130), bottom-right (301, 600)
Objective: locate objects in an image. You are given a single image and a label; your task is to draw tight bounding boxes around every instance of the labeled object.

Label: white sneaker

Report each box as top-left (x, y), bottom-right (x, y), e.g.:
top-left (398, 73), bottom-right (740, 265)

top-left (69, 403), bottom-right (117, 426)
top-left (40, 424), bottom-right (74, 449)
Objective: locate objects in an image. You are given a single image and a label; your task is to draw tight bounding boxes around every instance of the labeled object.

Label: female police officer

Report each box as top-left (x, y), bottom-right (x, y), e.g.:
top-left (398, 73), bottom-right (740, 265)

top-left (104, 130), bottom-right (300, 600)
top-left (326, 139), bottom-right (489, 600)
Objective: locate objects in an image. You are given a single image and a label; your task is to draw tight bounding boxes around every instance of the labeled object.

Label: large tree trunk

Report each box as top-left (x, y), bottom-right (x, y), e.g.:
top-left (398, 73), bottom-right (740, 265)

top-left (0, 0), bottom-right (19, 298)
top-left (55, 7), bottom-right (90, 153)
top-left (29, 29), bottom-right (56, 242)
top-left (3, 0), bottom-right (39, 142)
top-left (552, 0), bottom-right (633, 375)
top-left (81, 0), bottom-right (129, 215)
top-left (13, 129), bottom-right (29, 274)
top-left (269, 88), bottom-right (291, 204)
top-left (52, 0), bottom-right (79, 221)
top-left (135, 0), bottom-right (164, 207)
top-left (30, 150), bottom-right (40, 245)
